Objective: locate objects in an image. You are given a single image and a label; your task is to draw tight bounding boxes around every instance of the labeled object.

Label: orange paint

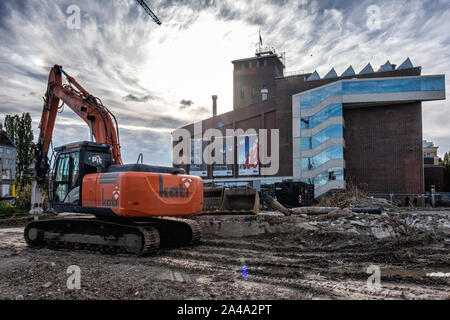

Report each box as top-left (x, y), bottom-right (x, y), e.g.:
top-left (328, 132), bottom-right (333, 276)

top-left (82, 172), bottom-right (203, 217)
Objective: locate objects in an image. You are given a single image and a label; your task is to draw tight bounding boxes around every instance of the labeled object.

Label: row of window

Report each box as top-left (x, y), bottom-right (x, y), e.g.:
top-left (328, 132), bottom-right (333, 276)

top-left (301, 146), bottom-right (343, 171)
top-left (236, 59), bottom-right (269, 70)
top-left (301, 125), bottom-right (343, 150)
top-left (299, 76), bottom-right (445, 110)
top-left (300, 83), bottom-right (341, 110)
top-left (341, 77), bottom-right (446, 95)
top-left (240, 86), bottom-right (268, 99)
top-left (300, 104), bottom-right (343, 129)
top-left (0, 147), bottom-right (13, 154)
top-left (1, 158), bottom-right (15, 166)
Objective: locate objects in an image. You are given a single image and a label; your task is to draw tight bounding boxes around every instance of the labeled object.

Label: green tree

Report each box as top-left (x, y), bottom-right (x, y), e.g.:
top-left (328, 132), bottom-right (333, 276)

top-left (4, 113), bottom-right (34, 188)
top-left (443, 152), bottom-right (450, 192)
top-left (4, 114), bottom-right (19, 144)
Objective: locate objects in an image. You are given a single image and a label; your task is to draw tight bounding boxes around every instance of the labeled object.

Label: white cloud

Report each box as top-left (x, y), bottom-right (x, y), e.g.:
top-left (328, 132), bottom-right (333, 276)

top-left (0, 0), bottom-right (449, 163)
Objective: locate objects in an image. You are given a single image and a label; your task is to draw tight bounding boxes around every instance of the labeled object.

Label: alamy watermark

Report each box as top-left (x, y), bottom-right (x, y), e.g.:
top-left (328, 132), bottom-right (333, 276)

top-left (366, 5), bottom-right (381, 31)
top-left (66, 265), bottom-right (81, 290)
top-left (366, 265), bottom-right (381, 291)
top-left (66, 5), bottom-right (81, 30)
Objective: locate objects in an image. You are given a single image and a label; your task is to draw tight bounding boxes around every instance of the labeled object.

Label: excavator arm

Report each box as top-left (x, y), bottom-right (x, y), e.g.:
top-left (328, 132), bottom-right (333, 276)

top-left (31, 65), bottom-right (122, 213)
top-left (34, 65), bottom-right (122, 181)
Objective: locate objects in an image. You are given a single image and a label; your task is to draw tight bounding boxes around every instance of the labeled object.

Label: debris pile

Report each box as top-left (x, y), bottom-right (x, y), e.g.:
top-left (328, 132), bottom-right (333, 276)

top-left (317, 185), bottom-right (398, 210)
top-left (295, 210), bottom-right (449, 240)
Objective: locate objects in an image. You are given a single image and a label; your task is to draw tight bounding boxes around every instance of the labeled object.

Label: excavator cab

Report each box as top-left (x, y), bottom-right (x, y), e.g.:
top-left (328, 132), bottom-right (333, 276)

top-left (51, 141), bottom-right (112, 212)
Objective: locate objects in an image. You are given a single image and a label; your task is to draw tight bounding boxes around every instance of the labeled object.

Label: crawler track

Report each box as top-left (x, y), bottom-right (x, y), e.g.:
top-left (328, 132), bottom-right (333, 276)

top-left (24, 216), bottom-right (201, 255)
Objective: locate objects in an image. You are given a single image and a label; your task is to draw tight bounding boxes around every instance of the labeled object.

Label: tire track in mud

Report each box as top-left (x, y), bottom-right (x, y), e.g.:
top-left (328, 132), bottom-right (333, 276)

top-left (0, 225), bottom-right (448, 300)
top-left (150, 251), bottom-right (448, 300)
top-left (150, 234), bottom-right (450, 299)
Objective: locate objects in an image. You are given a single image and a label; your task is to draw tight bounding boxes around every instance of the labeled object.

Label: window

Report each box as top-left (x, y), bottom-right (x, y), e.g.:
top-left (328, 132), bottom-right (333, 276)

top-left (301, 125), bottom-right (343, 150)
top-left (300, 83), bottom-right (341, 109)
top-left (300, 104), bottom-right (343, 129)
top-left (71, 153), bottom-right (80, 188)
top-left (2, 169), bottom-right (11, 180)
top-left (0, 147), bottom-right (3, 153)
top-left (310, 168), bottom-right (344, 188)
top-left (256, 60), bottom-right (260, 68)
top-left (6, 148), bottom-right (11, 155)
top-left (240, 88), bottom-right (244, 99)
top-left (252, 88), bottom-right (256, 97)
top-left (54, 155), bottom-right (70, 202)
top-left (84, 152), bottom-right (111, 174)
top-left (264, 59), bottom-right (268, 67)
top-left (2, 185), bottom-right (10, 197)
top-left (55, 155), bottom-right (71, 183)
top-left (302, 146), bottom-right (343, 171)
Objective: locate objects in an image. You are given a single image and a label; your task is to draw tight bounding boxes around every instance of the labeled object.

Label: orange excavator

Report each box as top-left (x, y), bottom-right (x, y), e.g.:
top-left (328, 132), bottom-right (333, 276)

top-left (24, 65), bottom-right (203, 255)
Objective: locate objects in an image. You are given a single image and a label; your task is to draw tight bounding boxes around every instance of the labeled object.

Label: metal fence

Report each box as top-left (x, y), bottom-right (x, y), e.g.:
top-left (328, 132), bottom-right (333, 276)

top-left (369, 192), bottom-right (450, 207)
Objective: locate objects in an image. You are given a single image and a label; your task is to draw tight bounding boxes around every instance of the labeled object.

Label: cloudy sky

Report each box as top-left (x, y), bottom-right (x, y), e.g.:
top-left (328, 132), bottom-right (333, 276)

top-left (0, 0), bottom-right (449, 165)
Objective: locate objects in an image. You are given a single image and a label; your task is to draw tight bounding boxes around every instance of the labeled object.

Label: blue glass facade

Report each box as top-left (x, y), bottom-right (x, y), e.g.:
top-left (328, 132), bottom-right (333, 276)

top-left (301, 125), bottom-right (343, 150)
top-left (301, 146), bottom-right (344, 171)
top-left (342, 77), bottom-right (445, 95)
top-left (300, 104), bottom-right (343, 129)
top-left (312, 167), bottom-right (344, 188)
top-left (299, 76), bottom-right (445, 110)
top-left (300, 83), bottom-right (341, 109)
top-left (293, 75), bottom-right (446, 197)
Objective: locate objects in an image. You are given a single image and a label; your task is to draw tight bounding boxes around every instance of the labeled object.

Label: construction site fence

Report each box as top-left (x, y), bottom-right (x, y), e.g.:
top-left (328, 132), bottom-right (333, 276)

top-left (369, 192), bottom-right (450, 207)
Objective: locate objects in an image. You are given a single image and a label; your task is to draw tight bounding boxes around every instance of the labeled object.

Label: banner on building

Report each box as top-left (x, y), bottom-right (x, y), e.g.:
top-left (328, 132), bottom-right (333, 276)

top-left (238, 134), bottom-right (259, 176)
top-left (213, 136), bottom-right (233, 177)
top-left (189, 138), bottom-right (208, 177)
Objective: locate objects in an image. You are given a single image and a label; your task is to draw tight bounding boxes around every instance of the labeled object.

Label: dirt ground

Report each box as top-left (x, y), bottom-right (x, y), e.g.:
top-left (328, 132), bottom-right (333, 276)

top-left (0, 209), bottom-right (448, 300)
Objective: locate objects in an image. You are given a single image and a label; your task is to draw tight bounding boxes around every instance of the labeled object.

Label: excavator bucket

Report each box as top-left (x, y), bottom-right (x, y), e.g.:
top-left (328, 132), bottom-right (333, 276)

top-left (220, 187), bottom-right (260, 214)
top-left (202, 186), bottom-right (226, 212)
top-left (202, 186), bottom-right (260, 215)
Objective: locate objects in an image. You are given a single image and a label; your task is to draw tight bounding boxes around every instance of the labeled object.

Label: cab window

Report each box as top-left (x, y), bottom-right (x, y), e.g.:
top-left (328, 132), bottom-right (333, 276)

top-left (84, 152), bottom-right (111, 174)
top-left (54, 152), bottom-right (80, 203)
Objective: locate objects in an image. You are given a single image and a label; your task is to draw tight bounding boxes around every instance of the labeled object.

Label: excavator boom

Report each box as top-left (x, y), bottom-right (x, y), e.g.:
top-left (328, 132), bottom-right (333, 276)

top-left (34, 65), bottom-right (122, 181)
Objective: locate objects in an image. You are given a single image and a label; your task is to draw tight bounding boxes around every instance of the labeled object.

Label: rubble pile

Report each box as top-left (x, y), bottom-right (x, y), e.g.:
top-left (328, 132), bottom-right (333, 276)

top-left (297, 211), bottom-right (450, 240)
top-left (318, 186), bottom-right (397, 210)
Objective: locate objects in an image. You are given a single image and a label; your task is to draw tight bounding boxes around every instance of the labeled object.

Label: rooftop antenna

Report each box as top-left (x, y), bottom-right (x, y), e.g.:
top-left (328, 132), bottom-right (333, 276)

top-left (259, 29), bottom-right (263, 53)
top-left (136, 0), bottom-right (162, 25)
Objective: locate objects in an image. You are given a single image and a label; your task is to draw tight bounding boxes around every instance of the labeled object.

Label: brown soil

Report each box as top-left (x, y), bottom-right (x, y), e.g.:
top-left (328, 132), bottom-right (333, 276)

top-left (0, 210), bottom-right (448, 300)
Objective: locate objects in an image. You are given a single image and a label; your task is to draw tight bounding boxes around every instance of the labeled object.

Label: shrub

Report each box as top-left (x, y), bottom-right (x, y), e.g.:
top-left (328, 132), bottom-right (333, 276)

top-left (16, 184), bottom-right (32, 211)
top-left (0, 202), bottom-right (15, 217)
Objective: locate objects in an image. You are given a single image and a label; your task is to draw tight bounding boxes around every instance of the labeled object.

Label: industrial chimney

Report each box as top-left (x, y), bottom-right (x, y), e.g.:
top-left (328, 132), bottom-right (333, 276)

top-left (212, 95), bottom-right (218, 117)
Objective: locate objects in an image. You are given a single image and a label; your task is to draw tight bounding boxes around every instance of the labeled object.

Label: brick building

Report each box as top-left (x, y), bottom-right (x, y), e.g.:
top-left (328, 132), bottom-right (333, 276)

top-left (174, 50), bottom-right (446, 198)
